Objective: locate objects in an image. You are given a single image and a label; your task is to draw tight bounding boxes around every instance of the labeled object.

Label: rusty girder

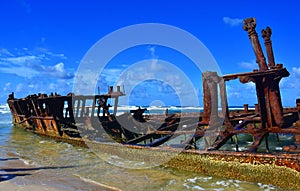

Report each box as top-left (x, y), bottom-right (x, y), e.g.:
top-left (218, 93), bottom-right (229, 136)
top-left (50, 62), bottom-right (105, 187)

top-left (202, 18), bottom-right (300, 152)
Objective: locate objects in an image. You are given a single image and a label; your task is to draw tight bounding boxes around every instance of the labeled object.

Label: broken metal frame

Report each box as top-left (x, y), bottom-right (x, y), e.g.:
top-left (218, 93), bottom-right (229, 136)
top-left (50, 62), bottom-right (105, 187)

top-left (7, 18), bottom-right (300, 153)
top-left (201, 18), bottom-right (300, 152)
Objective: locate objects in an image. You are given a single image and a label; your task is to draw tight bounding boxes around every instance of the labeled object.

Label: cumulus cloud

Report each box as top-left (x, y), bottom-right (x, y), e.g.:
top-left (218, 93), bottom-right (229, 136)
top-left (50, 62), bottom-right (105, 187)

top-left (279, 67), bottom-right (300, 88)
top-left (3, 82), bottom-right (11, 92)
top-left (15, 83), bottom-right (25, 93)
top-left (292, 67), bottom-right (300, 78)
top-left (0, 55), bottom-right (38, 65)
top-left (149, 46), bottom-right (156, 57)
top-left (0, 52), bottom-right (73, 79)
top-left (0, 48), bottom-right (76, 102)
top-left (45, 62), bottom-right (74, 79)
top-left (238, 60), bottom-right (257, 70)
top-left (223, 17), bottom-right (243, 26)
top-left (0, 48), bottom-right (14, 57)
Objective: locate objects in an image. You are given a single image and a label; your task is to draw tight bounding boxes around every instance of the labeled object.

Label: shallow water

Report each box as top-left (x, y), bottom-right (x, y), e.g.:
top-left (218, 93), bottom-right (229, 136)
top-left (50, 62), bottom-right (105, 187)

top-left (0, 112), bottom-right (284, 191)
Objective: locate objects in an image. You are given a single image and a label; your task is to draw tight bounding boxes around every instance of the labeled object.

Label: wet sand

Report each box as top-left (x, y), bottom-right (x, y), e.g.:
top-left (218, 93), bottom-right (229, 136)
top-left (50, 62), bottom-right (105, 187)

top-left (0, 153), bottom-right (122, 191)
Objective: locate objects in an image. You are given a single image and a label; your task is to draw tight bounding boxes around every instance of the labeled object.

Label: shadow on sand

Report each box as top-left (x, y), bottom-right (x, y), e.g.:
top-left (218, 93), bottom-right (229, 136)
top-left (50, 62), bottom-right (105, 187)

top-left (0, 157), bottom-right (18, 161)
top-left (0, 157), bottom-right (79, 182)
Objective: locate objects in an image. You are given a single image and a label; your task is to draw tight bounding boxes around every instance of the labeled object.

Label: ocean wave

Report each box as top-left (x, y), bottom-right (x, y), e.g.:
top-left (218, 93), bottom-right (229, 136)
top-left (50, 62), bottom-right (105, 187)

top-left (0, 110), bottom-right (10, 115)
top-left (0, 121), bottom-right (11, 126)
top-left (183, 183), bottom-right (205, 190)
top-left (0, 104), bottom-right (10, 115)
top-left (257, 182), bottom-right (277, 190)
top-left (18, 156), bottom-right (36, 166)
top-left (74, 174), bottom-right (123, 191)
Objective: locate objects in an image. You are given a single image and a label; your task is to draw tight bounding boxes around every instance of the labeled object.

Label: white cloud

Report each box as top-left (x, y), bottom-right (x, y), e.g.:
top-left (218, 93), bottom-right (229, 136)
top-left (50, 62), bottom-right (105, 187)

top-left (0, 51), bottom-right (73, 79)
top-left (223, 17), bottom-right (243, 26)
top-left (49, 83), bottom-right (56, 91)
top-left (280, 67), bottom-right (300, 90)
top-left (0, 48), bottom-right (14, 56)
top-left (16, 83), bottom-right (25, 93)
top-left (0, 55), bottom-right (38, 65)
top-left (292, 67), bottom-right (300, 78)
top-left (0, 48), bottom-right (76, 101)
top-left (238, 60), bottom-right (257, 70)
top-left (3, 82), bottom-right (11, 92)
top-left (0, 65), bottom-right (39, 78)
top-left (115, 59), bottom-right (198, 106)
top-left (149, 46), bottom-right (156, 57)
top-left (45, 62), bottom-right (74, 79)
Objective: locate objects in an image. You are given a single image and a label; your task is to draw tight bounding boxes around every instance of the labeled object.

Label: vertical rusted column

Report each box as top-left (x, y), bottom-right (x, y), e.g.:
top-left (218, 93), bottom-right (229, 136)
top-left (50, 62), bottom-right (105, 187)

top-left (297, 99), bottom-right (300, 120)
top-left (67, 99), bottom-right (74, 119)
top-left (202, 73), bottom-right (211, 124)
top-left (219, 78), bottom-right (232, 129)
top-left (30, 97), bottom-right (39, 116)
top-left (109, 86), bottom-right (113, 94)
top-left (76, 99), bottom-right (81, 118)
top-left (262, 27), bottom-right (275, 67)
top-left (202, 72), bottom-right (219, 125)
top-left (244, 104), bottom-right (249, 113)
top-left (210, 73), bottom-right (219, 124)
top-left (243, 18), bottom-right (268, 71)
top-left (91, 98), bottom-right (96, 117)
top-left (254, 78), bottom-right (268, 129)
top-left (80, 98), bottom-right (86, 118)
top-left (113, 86), bottom-right (120, 115)
top-left (269, 74), bottom-right (284, 127)
top-left (254, 104), bottom-right (259, 114)
top-left (263, 80), bottom-right (273, 128)
top-left (262, 27), bottom-right (285, 127)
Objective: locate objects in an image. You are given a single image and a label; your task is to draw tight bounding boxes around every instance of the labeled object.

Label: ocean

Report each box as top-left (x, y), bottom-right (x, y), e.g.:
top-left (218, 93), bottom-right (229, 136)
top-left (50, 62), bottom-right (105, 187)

top-left (0, 105), bottom-right (282, 191)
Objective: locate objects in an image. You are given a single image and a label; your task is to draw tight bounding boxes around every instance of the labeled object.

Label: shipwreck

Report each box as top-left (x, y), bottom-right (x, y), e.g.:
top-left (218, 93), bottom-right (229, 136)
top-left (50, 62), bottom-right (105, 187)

top-left (7, 18), bottom-right (300, 189)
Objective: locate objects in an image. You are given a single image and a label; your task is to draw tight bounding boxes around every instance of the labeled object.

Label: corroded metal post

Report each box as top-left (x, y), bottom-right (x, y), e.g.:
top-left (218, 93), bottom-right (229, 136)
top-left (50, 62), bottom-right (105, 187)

top-left (113, 86), bottom-right (121, 115)
top-left (262, 26), bottom-right (285, 127)
top-left (219, 78), bottom-right (232, 130)
top-left (243, 18), bottom-right (268, 71)
top-left (202, 73), bottom-right (211, 124)
top-left (268, 66), bottom-right (285, 128)
top-left (243, 18), bottom-right (285, 128)
top-left (244, 104), bottom-right (249, 113)
top-left (262, 27), bottom-right (275, 67)
top-left (202, 72), bottom-right (219, 125)
top-left (297, 99), bottom-right (300, 120)
top-left (254, 103), bottom-right (259, 114)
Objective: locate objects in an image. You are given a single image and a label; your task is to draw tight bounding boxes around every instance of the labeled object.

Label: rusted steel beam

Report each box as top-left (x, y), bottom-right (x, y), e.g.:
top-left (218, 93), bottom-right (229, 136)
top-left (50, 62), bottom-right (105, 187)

top-left (202, 72), bottom-right (219, 125)
top-left (219, 78), bottom-right (233, 129)
top-left (202, 73), bottom-right (211, 124)
top-left (243, 104), bottom-right (249, 113)
top-left (297, 99), bottom-right (300, 119)
top-left (261, 25), bottom-right (285, 127)
top-left (268, 72), bottom-right (285, 128)
top-left (223, 68), bottom-right (289, 81)
top-left (254, 104), bottom-right (259, 114)
top-left (243, 18), bottom-right (268, 71)
top-left (80, 98), bottom-right (86, 118)
top-left (262, 27), bottom-right (275, 67)
top-left (253, 77), bottom-right (268, 129)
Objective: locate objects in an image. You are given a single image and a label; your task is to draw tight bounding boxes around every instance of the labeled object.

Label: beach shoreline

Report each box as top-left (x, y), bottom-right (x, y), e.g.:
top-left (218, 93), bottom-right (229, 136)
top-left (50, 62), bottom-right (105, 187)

top-left (0, 152), bottom-right (121, 191)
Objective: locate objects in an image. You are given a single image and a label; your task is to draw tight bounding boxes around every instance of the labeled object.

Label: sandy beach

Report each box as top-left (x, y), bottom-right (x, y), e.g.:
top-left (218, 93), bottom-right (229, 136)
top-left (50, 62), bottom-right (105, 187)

top-left (0, 152), bottom-right (122, 191)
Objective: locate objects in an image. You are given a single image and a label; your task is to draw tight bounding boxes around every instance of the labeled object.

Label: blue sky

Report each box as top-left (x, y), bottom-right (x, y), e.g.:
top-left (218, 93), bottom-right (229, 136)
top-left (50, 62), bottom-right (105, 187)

top-left (0, 0), bottom-right (299, 107)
